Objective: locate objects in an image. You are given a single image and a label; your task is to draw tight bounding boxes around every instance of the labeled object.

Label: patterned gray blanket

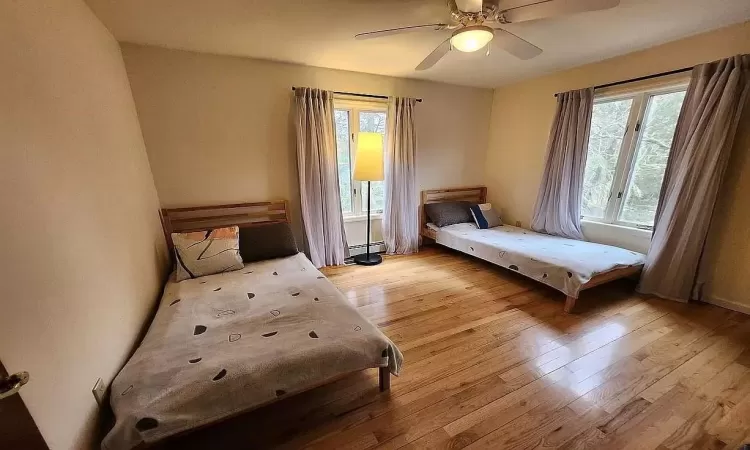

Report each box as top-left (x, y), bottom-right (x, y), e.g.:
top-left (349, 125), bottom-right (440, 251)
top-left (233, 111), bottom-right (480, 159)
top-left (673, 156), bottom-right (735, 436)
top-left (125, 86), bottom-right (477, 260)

top-left (103, 253), bottom-right (402, 449)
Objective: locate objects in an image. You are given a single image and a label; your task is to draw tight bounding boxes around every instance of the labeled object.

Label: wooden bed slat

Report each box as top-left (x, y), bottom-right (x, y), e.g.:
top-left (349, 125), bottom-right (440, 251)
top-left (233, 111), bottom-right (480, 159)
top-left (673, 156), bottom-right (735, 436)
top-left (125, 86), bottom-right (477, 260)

top-left (168, 206), bottom-right (285, 219)
top-left (172, 218), bottom-right (287, 234)
top-left (165, 201), bottom-right (287, 213)
top-left (169, 212), bottom-right (287, 227)
top-left (161, 200), bottom-right (291, 254)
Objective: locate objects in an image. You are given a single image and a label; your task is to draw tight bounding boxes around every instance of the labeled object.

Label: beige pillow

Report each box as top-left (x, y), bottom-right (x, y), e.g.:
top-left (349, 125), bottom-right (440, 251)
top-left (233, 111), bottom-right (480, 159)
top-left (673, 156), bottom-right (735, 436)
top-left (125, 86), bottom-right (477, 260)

top-left (172, 226), bottom-right (244, 281)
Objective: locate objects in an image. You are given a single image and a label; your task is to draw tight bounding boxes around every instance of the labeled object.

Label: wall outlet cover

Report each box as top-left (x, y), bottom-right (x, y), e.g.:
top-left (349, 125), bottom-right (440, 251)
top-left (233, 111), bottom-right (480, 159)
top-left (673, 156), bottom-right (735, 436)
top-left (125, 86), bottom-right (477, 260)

top-left (92, 378), bottom-right (106, 406)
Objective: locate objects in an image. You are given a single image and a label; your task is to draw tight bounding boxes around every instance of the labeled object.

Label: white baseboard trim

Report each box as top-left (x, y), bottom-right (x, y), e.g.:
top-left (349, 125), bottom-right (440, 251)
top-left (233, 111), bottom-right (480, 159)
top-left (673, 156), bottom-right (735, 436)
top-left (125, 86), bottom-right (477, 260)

top-left (702, 295), bottom-right (750, 316)
top-left (348, 242), bottom-right (385, 257)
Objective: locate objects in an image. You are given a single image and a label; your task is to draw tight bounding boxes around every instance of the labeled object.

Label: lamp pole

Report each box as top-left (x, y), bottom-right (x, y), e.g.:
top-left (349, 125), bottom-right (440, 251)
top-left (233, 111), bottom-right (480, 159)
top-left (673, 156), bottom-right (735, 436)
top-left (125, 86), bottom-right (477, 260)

top-left (352, 132), bottom-right (383, 266)
top-left (353, 180), bottom-right (382, 265)
top-left (365, 181), bottom-right (371, 262)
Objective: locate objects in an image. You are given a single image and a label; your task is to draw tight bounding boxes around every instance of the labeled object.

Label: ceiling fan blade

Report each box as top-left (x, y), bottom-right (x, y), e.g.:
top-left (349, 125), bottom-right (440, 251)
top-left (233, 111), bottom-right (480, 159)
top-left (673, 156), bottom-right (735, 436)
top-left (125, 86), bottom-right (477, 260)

top-left (501, 0), bottom-right (620, 23)
top-left (492, 28), bottom-right (542, 60)
top-left (496, 0), bottom-right (545, 9)
top-left (355, 24), bottom-right (448, 40)
top-left (416, 39), bottom-right (451, 71)
top-left (455, 0), bottom-right (483, 13)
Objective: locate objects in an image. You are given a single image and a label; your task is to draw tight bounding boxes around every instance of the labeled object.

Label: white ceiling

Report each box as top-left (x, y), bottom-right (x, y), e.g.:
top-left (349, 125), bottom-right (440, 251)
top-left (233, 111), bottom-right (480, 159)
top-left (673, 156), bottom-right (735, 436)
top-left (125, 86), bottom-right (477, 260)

top-left (86, 0), bottom-right (750, 88)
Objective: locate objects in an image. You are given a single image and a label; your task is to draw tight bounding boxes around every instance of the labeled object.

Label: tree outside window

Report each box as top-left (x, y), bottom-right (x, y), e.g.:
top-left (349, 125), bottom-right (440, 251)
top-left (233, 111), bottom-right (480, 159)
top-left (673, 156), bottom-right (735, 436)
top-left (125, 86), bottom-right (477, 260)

top-left (581, 86), bottom-right (686, 229)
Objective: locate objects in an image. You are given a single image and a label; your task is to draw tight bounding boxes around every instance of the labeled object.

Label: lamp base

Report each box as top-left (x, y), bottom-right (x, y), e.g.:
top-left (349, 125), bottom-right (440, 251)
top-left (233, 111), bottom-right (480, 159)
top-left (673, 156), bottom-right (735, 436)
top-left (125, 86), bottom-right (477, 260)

top-left (353, 253), bottom-right (383, 266)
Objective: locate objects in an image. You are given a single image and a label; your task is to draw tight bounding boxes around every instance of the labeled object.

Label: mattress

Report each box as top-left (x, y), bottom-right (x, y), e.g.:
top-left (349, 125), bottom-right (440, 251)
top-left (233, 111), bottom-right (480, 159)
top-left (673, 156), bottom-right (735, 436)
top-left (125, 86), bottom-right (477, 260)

top-left (103, 253), bottom-right (402, 450)
top-left (431, 222), bottom-right (645, 297)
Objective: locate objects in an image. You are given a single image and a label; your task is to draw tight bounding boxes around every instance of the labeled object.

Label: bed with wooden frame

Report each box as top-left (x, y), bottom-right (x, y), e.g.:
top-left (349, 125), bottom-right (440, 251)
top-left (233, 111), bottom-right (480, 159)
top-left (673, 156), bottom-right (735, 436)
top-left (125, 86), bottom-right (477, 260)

top-left (420, 187), bottom-right (644, 313)
top-left (159, 200), bottom-right (291, 254)
top-left (104, 201), bottom-right (401, 450)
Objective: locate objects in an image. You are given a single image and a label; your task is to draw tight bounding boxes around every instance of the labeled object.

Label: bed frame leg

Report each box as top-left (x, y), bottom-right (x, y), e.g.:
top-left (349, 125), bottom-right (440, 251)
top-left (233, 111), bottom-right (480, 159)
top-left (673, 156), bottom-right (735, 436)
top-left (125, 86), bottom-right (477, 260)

top-left (564, 296), bottom-right (576, 314)
top-left (379, 367), bottom-right (390, 392)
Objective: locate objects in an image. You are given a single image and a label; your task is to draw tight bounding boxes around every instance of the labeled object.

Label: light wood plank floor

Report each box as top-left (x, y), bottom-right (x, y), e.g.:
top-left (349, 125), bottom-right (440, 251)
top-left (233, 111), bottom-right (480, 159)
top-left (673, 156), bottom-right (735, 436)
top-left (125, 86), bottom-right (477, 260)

top-left (164, 247), bottom-right (750, 450)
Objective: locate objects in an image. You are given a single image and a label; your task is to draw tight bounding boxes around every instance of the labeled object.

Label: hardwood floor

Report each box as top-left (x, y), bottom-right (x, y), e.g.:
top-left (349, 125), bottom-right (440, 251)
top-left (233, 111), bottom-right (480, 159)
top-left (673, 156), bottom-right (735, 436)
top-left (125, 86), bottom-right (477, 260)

top-left (163, 246), bottom-right (750, 450)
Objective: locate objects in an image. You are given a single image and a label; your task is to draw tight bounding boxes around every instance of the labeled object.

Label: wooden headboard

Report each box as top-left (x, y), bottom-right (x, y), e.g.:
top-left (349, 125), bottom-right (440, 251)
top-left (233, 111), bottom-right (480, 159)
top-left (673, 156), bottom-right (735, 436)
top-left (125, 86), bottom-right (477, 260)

top-left (420, 186), bottom-right (487, 240)
top-left (161, 200), bottom-right (290, 253)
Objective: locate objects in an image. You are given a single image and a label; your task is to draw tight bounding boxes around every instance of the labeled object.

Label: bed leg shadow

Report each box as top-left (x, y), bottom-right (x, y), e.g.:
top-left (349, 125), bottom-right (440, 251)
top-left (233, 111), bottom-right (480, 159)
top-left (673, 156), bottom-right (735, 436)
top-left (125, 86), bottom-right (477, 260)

top-left (564, 296), bottom-right (577, 314)
top-left (378, 367), bottom-right (390, 392)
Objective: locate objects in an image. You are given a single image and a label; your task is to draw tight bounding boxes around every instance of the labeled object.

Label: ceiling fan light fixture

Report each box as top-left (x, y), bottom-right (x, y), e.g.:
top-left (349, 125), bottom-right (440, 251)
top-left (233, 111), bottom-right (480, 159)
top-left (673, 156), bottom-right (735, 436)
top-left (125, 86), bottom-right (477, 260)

top-left (450, 25), bottom-right (494, 53)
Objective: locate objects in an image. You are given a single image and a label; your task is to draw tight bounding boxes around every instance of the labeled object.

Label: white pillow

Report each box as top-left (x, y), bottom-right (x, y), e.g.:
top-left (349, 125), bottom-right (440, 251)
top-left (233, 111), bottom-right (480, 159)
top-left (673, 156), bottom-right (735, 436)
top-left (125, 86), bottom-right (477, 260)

top-left (172, 226), bottom-right (244, 281)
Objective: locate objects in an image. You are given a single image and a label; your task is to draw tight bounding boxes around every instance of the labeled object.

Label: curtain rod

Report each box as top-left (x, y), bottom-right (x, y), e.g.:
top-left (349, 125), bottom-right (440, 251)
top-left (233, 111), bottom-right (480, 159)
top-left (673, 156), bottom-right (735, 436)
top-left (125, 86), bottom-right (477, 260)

top-left (553, 66), bottom-right (693, 97)
top-left (291, 87), bottom-right (422, 102)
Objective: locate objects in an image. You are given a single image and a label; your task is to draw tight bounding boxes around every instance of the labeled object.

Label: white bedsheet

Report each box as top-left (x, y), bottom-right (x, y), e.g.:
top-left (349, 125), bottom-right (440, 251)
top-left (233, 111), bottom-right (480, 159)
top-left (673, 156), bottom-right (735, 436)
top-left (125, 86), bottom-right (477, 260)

top-left (432, 222), bottom-right (645, 297)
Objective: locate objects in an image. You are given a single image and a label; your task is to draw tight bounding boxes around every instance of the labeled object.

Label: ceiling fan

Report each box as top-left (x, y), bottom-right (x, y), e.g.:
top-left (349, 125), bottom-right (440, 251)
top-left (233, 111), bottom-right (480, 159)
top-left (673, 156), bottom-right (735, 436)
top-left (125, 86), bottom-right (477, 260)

top-left (355, 0), bottom-right (621, 71)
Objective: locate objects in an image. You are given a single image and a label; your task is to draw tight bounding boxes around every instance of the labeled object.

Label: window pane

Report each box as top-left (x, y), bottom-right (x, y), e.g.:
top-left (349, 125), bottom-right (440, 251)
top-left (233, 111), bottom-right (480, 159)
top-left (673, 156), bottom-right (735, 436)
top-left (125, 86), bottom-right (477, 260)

top-left (334, 109), bottom-right (352, 214)
top-left (359, 111), bottom-right (387, 213)
top-left (619, 90), bottom-right (686, 226)
top-left (581, 98), bottom-right (633, 219)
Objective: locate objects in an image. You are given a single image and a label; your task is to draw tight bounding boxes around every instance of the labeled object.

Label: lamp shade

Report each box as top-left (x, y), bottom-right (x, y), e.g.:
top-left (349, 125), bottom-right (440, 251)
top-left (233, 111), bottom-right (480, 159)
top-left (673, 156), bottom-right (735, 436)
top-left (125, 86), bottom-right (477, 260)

top-left (353, 132), bottom-right (384, 181)
top-left (450, 26), bottom-right (494, 53)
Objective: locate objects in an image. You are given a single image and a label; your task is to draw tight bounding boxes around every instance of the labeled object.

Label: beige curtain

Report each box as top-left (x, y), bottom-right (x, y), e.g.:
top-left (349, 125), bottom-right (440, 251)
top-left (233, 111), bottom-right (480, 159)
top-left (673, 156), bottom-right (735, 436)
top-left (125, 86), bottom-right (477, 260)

top-left (638, 55), bottom-right (750, 301)
top-left (383, 97), bottom-right (419, 254)
top-left (294, 87), bottom-right (349, 267)
top-left (530, 88), bottom-right (594, 240)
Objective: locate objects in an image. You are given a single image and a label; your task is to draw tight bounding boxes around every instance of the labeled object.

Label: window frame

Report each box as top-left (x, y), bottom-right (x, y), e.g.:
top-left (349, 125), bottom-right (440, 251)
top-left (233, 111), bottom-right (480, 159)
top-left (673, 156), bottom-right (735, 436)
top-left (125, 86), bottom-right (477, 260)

top-left (333, 97), bottom-right (388, 219)
top-left (582, 82), bottom-right (688, 231)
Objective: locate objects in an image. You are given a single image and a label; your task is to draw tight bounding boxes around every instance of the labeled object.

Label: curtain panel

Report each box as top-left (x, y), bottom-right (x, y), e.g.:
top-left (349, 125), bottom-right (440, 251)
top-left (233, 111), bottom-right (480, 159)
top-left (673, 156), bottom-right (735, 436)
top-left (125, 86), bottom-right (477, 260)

top-left (638, 55), bottom-right (750, 301)
top-left (293, 87), bottom-right (349, 267)
top-left (530, 88), bottom-right (594, 240)
top-left (382, 97), bottom-right (419, 254)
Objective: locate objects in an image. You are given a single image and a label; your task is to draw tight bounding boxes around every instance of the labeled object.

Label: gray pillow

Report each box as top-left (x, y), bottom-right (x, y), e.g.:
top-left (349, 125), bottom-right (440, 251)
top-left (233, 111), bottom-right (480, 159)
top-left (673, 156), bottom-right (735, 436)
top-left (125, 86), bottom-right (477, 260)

top-left (424, 201), bottom-right (473, 227)
top-left (239, 223), bottom-right (299, 262)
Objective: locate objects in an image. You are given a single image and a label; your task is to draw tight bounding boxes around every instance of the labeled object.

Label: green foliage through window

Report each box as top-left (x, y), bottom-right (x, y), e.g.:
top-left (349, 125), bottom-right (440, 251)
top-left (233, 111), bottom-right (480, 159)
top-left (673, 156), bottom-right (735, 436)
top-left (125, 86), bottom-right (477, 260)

top-left (581, 87), bottom-right (686, 229)
top-left (333, 106), bottom-right (387, 216)
top-left (334, 110), bottom-right (352, 214)
top-left (619, 91), bottom-right (685, 226)
top-left (582, 99), bottom-right (633, 219)
top-left (359, 111), bottom-right (386, 213)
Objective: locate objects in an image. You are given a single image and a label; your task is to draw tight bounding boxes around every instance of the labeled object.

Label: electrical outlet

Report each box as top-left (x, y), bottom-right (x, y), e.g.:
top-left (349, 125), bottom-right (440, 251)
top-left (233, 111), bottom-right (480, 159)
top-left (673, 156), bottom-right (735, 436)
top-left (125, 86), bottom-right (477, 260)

top-left (515, 221), bottom-right (522, 227)
top-left (92, 378), bottom-right (106, 406)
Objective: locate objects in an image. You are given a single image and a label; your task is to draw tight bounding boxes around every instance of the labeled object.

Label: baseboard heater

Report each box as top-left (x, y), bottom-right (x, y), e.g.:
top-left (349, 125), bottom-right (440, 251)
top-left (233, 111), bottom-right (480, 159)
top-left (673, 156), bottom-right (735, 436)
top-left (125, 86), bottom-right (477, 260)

top-left (346, 242), bottom-right (385, 264)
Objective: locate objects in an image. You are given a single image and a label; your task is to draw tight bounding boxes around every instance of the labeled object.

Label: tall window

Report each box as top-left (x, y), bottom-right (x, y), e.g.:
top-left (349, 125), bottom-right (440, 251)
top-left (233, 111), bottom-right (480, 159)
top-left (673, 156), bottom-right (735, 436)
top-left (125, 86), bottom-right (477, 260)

top-left (581, 84), bottom-right (687, 230)
top-left (333, 99), bottom-right (387, 217)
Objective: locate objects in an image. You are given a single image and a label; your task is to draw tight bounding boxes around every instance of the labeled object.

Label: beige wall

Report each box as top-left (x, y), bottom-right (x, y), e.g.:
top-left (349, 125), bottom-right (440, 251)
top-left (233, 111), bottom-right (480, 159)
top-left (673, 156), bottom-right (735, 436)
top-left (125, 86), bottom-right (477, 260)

top-left (120, 43), bottom-right (493, 244)
top-left (485, 21), bottom-right (750, 309)
top-left (0, 1), bottom-right (168, 448)
top-left (700, 93), bottom-right (750, 313)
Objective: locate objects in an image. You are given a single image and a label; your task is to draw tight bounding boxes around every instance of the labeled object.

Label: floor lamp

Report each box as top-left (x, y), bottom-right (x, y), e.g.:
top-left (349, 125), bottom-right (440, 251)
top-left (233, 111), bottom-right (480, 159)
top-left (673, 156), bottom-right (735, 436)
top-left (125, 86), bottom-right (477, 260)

top-left (352, 132), bottom-right (384, 266)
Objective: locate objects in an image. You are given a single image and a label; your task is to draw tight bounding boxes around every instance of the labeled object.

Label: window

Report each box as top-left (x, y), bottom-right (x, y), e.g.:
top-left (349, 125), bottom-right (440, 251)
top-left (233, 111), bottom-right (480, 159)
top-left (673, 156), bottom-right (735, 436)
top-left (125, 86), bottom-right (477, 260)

top-left (333, 99), bottom-right (387, 217)
top-left (581, 85), bottom-right (687, 230)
